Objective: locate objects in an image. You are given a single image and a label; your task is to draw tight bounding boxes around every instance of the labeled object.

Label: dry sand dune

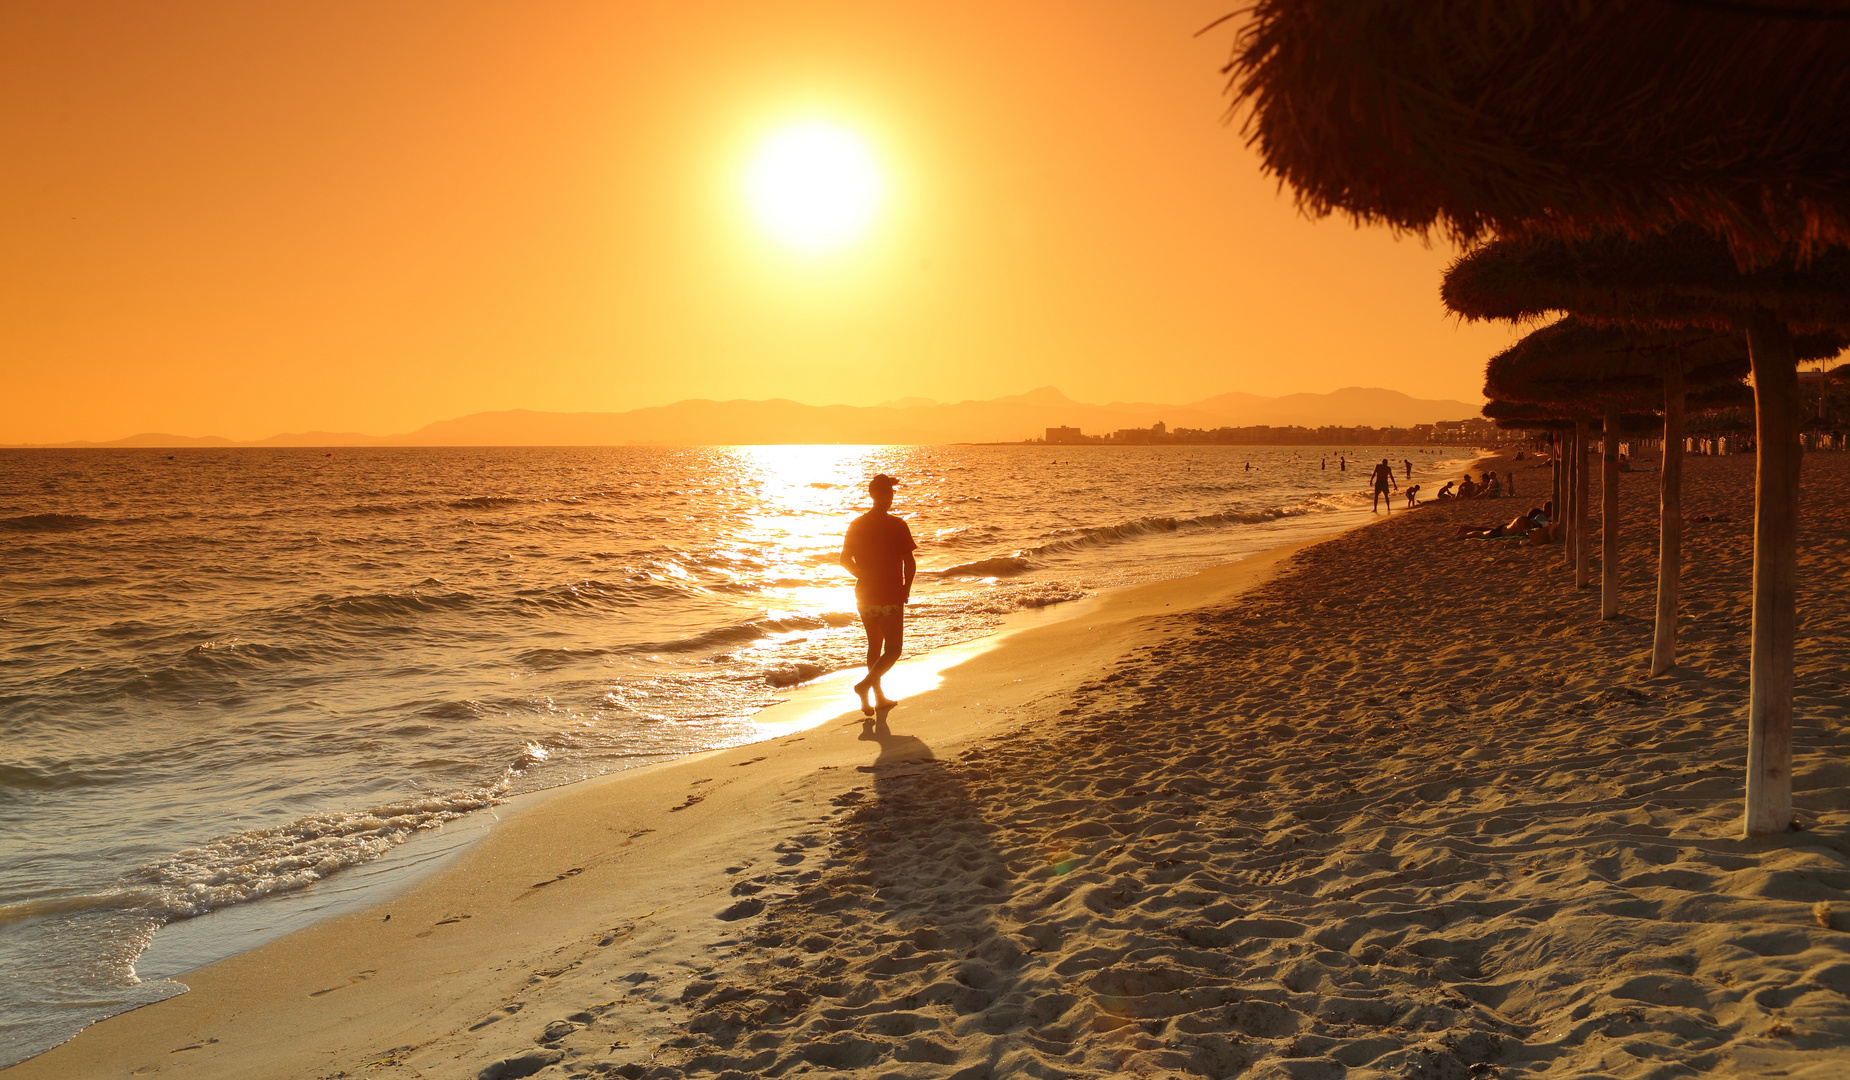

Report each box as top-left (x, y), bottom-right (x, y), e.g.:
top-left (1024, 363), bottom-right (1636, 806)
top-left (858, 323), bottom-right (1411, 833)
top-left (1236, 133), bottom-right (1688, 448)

top-left (589, 453), bottom-right (1850, 1079)
top-left (15, 452), bottom-right (1850, 1080)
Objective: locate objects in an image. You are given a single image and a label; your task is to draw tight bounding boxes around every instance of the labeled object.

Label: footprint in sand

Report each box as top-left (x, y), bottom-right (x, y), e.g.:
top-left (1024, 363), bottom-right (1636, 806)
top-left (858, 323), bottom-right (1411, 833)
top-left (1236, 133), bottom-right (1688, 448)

top-left (523, 867), bottom-right (585, 891)
top-left (308, 970), bottom-right (377, 997)
top-left (467, 1001), bottom-right (524, 1030)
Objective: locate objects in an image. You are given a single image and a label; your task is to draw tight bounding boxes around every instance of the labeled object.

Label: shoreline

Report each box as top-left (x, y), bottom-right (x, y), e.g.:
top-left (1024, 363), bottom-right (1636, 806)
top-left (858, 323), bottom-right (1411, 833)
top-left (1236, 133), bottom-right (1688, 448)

top-left (6, 517), bottom-right (1347, 1079)
top-left (13, 449), bottom-right (1496, 1067)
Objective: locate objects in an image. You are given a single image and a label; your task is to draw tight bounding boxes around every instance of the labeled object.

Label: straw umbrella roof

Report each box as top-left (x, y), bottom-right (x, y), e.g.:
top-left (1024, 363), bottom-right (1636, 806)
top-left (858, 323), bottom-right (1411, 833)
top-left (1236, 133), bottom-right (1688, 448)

top-left (1481, 398), bottom-right (1658, 436)
top-left (1687, 382), bottom-right (1756, 413)
top-left (1481, 399), bottom-right (1580, 427)
top-left (1441, 226), bottom-right (1850, 331)
top-left (1481, 318), bottom-right (1759, 410)
top-left (1223, 1), bottom-right (1850, 266)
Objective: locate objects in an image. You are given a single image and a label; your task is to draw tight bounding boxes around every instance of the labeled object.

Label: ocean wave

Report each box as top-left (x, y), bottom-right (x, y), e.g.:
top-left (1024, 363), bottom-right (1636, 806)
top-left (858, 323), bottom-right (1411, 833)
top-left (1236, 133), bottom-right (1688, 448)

top-left (0, 761), bottom-right (108, 792)
top-left (0, 513), bottom-right (105, 532)
top-left (930, 556), bottom-right (1039, 577)
top-left (512, 579), bottom-right (689, 611)
top-left (765, 661), bottom-right (831, 687)
top-left (449, 496), bottom-right (526, 509)
top-left (629, 612), bottom-right (858, 655)
top-left (1016, 503), bottom-right (1313, 559)
top-left (180, 640), bottom-right (314, 670)
top-left (516, 646), bottom-right (612, 669)
top-left (922, 524), bottom-right (1006, 548)
top-left (947, 582), bottom-right (1088, 615)
top-left (307, 590), bottom-right (479, 619)
top-left (114, 785), bottom-right (508, 920)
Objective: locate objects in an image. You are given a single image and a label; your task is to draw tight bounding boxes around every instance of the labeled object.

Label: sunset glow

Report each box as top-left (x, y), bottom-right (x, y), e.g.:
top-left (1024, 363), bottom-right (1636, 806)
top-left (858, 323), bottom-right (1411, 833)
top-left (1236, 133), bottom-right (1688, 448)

top-left (0, 1), bottom-right (1523, 446)
top-left (744, 122), bottom-right (884, 253)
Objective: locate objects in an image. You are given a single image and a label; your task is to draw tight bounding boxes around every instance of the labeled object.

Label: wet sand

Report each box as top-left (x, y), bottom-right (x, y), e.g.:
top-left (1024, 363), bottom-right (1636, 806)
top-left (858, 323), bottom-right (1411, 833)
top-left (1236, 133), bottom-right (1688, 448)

top-left (13, 451), bottom-right (1850, 1079)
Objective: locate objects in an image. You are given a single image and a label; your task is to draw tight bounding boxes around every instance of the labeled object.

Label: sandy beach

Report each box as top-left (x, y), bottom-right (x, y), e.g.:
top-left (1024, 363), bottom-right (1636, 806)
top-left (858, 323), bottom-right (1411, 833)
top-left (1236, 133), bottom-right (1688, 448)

top-left (13, 449), bottom-right (1850, 1080)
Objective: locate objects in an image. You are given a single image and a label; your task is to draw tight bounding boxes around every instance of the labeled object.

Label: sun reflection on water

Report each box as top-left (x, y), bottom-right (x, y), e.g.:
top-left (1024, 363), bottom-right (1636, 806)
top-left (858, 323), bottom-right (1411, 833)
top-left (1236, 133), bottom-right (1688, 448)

top-left (729, 445), bottom-right (902, 607)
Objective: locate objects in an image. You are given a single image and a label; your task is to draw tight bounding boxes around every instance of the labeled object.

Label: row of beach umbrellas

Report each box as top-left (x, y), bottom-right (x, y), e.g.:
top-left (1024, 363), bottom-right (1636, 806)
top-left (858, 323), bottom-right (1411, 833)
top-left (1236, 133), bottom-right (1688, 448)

top-left (1223, 1), bottom-right (1850, 837)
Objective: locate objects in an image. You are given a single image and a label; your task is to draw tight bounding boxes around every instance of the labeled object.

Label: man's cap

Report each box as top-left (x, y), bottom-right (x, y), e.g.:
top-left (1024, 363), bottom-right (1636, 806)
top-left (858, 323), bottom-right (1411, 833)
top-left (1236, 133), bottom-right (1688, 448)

top-left (869, 473), bottom-right (899, 492)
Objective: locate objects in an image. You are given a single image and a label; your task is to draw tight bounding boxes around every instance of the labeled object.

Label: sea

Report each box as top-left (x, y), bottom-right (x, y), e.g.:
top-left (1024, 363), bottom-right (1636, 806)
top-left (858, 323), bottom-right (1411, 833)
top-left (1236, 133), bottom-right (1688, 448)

top-left (0, 442), bottom-right (1481, 1065)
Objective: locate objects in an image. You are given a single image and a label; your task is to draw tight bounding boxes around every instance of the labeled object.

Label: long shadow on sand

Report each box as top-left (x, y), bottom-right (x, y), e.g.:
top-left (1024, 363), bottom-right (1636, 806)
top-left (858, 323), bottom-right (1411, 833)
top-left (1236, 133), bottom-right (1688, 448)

top-left (669, 707), bottom-right (1054, 1078)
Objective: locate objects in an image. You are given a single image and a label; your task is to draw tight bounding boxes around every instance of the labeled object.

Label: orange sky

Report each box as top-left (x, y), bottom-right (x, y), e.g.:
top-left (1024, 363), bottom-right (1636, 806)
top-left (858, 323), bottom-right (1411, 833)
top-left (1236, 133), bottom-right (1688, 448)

top-left (1, 1), bottom-right (1519, 443)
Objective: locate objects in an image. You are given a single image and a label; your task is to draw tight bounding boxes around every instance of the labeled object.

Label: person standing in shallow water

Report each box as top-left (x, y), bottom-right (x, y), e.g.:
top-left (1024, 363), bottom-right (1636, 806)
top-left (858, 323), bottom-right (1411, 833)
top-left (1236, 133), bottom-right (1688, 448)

top-left (1369, 458), bottom-right (1398, 512)
top-left (839, 474), bottom-right (917, 716)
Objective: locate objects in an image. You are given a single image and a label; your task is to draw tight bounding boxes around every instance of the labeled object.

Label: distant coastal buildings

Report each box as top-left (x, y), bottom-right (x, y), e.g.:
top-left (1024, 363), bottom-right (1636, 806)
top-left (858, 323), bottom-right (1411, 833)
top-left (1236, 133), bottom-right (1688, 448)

top-left (1041, 417), bottom-right (1503, 446)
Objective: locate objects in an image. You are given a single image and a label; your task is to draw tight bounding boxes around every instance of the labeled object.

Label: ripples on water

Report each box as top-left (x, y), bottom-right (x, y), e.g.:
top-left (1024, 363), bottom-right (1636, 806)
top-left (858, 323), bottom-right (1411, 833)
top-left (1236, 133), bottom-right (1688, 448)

top-left (0, 443), bottom-right (1475, 1063)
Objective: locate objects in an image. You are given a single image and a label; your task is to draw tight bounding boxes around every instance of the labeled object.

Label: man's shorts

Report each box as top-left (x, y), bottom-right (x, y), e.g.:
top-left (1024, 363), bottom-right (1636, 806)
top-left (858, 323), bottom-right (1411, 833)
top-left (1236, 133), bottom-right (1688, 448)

top-left (858, 604), bottom-right (905, 618)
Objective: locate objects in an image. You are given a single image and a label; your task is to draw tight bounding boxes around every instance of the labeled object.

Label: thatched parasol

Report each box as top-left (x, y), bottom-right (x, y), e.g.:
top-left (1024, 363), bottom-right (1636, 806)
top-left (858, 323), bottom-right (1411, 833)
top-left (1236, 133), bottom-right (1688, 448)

top-left (1483, 318), bottom-right (1756, 625)
top-left (1221, 1), bottom-right (1850, 837)
top-left (1443, 225), bottom-right (1850, 330)
top-left (1447, 230), bottom-right (1850, 834)
top-left (1223, 3), bottom-right (1850, 267)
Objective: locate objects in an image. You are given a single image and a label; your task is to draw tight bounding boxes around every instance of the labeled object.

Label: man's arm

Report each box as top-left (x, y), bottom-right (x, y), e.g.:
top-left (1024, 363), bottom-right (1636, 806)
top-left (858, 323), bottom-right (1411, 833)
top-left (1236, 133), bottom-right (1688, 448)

top-left (839, 544), bottom-right (860, 580)
top-left (902, 552), bottom-right (916, 599)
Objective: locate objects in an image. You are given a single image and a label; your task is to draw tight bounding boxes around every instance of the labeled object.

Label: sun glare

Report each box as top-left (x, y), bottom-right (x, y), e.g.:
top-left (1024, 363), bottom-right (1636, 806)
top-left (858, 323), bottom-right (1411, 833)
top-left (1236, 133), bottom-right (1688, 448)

top-left (744, 122), bottom-right (883, 254)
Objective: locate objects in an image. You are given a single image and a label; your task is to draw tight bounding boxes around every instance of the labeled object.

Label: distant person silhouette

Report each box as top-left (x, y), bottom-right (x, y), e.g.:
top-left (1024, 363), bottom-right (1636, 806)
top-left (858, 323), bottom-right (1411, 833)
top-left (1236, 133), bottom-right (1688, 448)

top-left (839, 474), bottom-right (917, 716)
top-left (1403, 459), bottom-right (1412, 480)
top-left (1340, 455), bottom-right (1347, 472)
top-left (1369, 458), bottom-right (1398, 512)
top-left (1321, 457), bottom-right (1327, 470)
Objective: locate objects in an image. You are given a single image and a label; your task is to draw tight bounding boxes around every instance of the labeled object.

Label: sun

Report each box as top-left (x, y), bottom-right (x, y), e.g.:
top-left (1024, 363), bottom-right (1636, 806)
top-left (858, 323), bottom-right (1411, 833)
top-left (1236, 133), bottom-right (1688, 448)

top-left (744, 122), bottom-right (883, 254)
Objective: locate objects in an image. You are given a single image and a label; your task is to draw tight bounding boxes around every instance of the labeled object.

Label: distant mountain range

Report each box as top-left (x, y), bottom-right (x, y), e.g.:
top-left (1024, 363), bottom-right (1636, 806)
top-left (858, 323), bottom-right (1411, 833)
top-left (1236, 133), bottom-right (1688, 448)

top-left (9, 386), bottom-right (1481, 448)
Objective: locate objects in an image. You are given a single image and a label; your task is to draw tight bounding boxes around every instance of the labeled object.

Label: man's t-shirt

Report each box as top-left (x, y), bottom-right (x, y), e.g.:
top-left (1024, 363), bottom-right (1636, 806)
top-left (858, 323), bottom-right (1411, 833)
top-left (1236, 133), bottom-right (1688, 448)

top-left (843, 511), bottom-right (918, 606)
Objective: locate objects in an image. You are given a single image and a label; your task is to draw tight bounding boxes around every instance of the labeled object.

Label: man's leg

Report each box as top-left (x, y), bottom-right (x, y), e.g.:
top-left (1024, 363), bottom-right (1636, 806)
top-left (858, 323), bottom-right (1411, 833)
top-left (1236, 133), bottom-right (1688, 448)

top-left (854, 614), bottom-right (886, 715)
top-left (869, 612), bottom-right (904, 706)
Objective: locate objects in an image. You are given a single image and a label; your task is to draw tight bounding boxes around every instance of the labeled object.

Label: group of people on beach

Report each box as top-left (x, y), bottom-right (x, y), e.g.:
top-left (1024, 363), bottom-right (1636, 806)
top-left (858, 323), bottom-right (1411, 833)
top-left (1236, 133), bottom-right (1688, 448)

top-left (1431, 469), bottom-right (1504, 503)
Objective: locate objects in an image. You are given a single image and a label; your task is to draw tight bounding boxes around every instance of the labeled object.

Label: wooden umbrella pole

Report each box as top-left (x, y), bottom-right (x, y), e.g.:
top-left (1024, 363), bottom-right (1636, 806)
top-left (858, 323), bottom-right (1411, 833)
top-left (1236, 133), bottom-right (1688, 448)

top-left (1651, 364), bottom-right (1685, 676)
top-left (1553, 432), bottom-right (1563, 527)
top-left (1563, 425), bottom-right (1578, 567)
top-left (1743, 312), bottom-right (1801, 837)
top-left (1601, 402), bottom-right (1622, 618)
top-left (1575, 418), bottom-right (1591, 589)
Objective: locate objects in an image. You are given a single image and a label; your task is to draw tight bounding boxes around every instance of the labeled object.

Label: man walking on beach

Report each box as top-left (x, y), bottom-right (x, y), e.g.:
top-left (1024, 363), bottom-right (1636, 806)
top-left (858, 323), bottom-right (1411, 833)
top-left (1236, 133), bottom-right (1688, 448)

top-left (1370, 458), bottom-right (1398, 512)
top-left (840, 474), bottom-right (916, 716)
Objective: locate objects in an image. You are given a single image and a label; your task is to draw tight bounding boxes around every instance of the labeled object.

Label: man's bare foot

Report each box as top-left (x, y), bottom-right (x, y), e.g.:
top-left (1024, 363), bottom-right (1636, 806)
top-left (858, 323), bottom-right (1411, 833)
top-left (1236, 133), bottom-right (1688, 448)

top-left (874, 693), bottom-right (898, 709)
top-left (854, 679), bottom-right (874, 716)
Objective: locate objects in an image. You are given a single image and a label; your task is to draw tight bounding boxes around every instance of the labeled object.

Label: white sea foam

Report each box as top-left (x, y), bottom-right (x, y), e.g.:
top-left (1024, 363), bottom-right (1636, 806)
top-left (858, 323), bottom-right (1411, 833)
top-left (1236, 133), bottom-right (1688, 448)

top-left (117, 787), bottom-right (506, 919)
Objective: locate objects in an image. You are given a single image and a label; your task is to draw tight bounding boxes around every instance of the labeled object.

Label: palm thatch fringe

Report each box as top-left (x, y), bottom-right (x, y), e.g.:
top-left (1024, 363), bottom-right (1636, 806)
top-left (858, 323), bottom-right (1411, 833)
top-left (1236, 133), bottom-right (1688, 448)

top-left (1224, 1), bottom-right (1850, 266)
top-left (1442, 226), bottom-right (1850, 330)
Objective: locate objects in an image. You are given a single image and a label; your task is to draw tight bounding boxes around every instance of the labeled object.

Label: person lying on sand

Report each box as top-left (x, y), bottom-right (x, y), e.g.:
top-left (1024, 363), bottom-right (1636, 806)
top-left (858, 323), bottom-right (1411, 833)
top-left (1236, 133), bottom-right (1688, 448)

top-left (839, 473), bottom-right (917, 716)
top-left (1451, 504), bottom-right (1549, 541)
top-left (1522, 518), bottom-right (1563, 545)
